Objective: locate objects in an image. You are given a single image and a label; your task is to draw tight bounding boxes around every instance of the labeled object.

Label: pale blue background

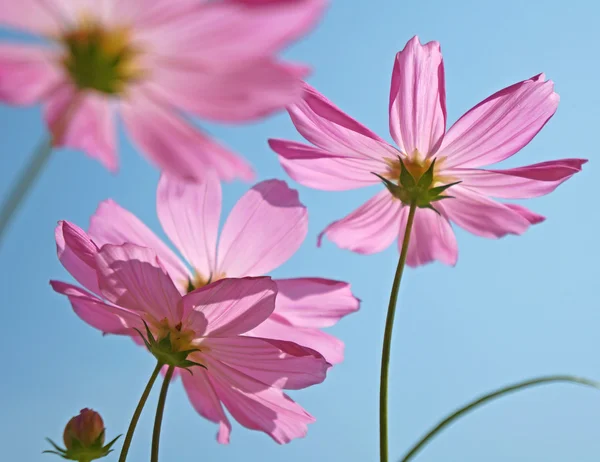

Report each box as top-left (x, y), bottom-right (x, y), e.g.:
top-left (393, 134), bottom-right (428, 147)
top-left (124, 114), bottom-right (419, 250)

top-left (1, 0), bottom-right (599, 461)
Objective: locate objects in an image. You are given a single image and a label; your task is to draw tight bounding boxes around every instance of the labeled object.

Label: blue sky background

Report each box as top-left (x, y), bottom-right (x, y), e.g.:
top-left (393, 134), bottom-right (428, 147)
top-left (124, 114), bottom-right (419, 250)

top-left (1, 0), bottom-right (599, 461)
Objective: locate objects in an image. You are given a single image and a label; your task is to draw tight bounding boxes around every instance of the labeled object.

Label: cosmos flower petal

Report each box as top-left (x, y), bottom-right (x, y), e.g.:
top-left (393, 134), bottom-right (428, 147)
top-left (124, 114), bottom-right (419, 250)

top-left (181, 277), bottom-right (277, 336)
top-left (440, 74), bottom-right (559, 168)
top-left (50, 280), bottom-right (140, 334)
top-left (89, 199), bottom-right (191, 287)
top-left (247, 317), bottom-right (346, 365)
top-left (269, 139), bottom-right (379, 191)
top-left (205, 336), bottom-right (329, 389)
top-left (285, 83), bottom-right (398, 164)
top-left (271, 278), bottom-right (360, 328)
top-left (55, 220), bottom-right (102, 296)
top-left (448, 158), bottom-right (586, 199)
top-left (440, 186), bottom-right (533, 238)
top-left (143, 0), bottom-right (327, 67)
top-left (0, 0), bottom-right (62, 34)
top-left (318, 190), bottom-right (403, 254)
top-left (397, 207), bottom-right (458, 267)
top-left (120, 90), bottom-right (254, 182)
top-left (217, 180), bottom-right (307, 277)
top-left (95, 243), bottom-right (182, 323)
top-left (156, 173), bottom-right (221, 280)
top-left (504, 203), bottom-right (546, 225)
top-left (181, 368), bottom-right (232, 444)
top-left (389, 36), bottom-right (447, 156)
top-left (207, 359), bottom-right (315, 444)
top-left (149, 59), bottom-right (309, 122)
top-left (0, 44), bottom-right (63, 105)
top-left (44, 84), bottom-right (118, 172)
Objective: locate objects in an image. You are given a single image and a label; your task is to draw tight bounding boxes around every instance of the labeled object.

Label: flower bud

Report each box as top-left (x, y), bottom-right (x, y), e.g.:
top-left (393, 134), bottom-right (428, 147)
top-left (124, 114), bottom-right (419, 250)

top-left (63, 409), bottom-right (105, 449)
top-left (44, 409), bottom-right (120, 461)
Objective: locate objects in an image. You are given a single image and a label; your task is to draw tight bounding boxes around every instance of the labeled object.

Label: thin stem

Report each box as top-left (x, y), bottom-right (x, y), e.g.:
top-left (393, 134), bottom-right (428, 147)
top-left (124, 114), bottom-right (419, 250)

top-left (399, 375), bottom-right (600, 462)
top-left (0, 137), bottom-right (53, 244)
top-left (151, 365), bottom-right (175, 462)
top-left (119, 362), bottom-right (163, 462)
top-left (380, 202), bottom-right (418, 462)
top-left (0, 94), bottom-right (81, 248)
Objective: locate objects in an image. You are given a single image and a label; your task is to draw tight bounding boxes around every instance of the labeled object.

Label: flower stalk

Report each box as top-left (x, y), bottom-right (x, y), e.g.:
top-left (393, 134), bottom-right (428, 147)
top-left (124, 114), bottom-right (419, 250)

top-left (379, 201), bottom-right (417, 462)
top-left (118, 362), bottom-right (163, 462)
top-left (151, 366), bottom-right (175, 462)
top-left (399, 375), bottom-right (600, 461)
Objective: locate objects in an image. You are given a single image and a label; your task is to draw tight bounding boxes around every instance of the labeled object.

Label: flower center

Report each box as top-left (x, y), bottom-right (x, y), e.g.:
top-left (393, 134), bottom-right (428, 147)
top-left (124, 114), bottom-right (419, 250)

top-left (153, 319), bottom-right (196, 353)
top-left (384, 151), bottom-right (453, 186)
top-left (60, 16), bottom-right (143, 94)
top-left (186, 272), bottom-right (226, 294)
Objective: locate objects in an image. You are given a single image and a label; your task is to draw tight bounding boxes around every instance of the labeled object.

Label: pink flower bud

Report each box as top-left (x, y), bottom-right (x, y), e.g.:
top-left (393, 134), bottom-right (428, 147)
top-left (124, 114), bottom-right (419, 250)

top-left (63, 409), bottom-right (105, 449)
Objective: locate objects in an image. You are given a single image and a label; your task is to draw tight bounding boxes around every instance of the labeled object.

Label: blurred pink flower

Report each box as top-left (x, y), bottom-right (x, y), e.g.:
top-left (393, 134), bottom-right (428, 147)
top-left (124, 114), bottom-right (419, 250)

top-left (0, 0), bottom-right (326, 181)
top-left (269, 36), bottom-right (586, 267)
top-left (86, 175), bottom-right (359, 364)
top-left (52, 221), bottom-right (330, 444)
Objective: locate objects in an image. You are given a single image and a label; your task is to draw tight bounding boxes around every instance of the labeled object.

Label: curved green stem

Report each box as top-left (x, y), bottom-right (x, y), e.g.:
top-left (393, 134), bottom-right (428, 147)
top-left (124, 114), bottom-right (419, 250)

top-left (151, 365), bottom-right (175, 462)
top-left (0, 137), bottom-right (53, 245)
top-left (399, 375), bottom-right (600, 462)
top-left (118, 362), bottom-right (162, 462)
top-left (380, 202), bottom-right (418, 462)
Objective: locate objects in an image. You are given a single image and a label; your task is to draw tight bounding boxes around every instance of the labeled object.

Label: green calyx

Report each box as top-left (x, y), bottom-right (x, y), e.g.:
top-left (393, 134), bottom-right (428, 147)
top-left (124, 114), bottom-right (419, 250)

top-left (44, 432), bottom-right (121, 461)
top-left (374, 157), bottom-right (461, 214)
top-left (134, 321), bottom-right (207, 374)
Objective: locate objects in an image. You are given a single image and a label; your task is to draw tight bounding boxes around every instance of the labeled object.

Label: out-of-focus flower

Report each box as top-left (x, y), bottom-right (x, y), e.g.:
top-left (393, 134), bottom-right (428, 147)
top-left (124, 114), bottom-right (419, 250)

top-left (0, 0), bottom-right (327, 181)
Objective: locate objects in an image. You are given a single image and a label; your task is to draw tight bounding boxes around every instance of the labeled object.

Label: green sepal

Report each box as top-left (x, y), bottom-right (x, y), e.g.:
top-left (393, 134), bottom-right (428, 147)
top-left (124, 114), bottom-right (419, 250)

top-left (43, 434), bottom-right (121, 461)
top-left (417, 158), bottom-right (436, 188)
top-left (134, 320), bottom-right (207, 371)
top-left (377, 158), bottom-right (460, 209)
top-left (421, 204), bottom-right (441, 215)
top-left (102, 434), bottom-right (122, 453)
top-left (44, 439), bottom-right (67, 457)
top-left (428, 180), bottom-right (461, 196)
top-left (398, 157), bottom-right (416, 188)
top-left (430, 195), bottom-right (455, 202)
top-left (372, 173), bottom-right (403, 197)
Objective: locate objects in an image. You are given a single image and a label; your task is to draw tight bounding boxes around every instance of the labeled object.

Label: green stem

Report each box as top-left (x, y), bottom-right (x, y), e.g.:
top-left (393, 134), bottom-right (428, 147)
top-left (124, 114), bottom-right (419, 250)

top-left (151, 365), bottom-right (175, 462)
top-left (399, 375), bottom-right (600, 462)
top-left (0, 136), bottom-right (53, 245)
top-left (380, 202), bottom-right (418, 462)
top-left (118, 362), bottom-right (162, 462)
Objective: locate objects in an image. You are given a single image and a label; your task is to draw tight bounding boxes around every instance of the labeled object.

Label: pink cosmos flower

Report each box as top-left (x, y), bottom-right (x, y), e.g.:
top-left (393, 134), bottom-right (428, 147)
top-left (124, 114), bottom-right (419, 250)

top-left (52, 221), bottom-right (330, 444)
top-left (269, 36), bottom-right (587, 267)
top-left (85, 174), bottom-right (359, 364)
top-left (0, 0), bottom-right (326, 181)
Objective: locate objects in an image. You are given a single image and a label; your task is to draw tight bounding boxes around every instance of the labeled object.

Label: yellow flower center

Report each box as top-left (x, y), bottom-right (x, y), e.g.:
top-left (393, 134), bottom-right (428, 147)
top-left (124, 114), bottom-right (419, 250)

top-left (151, 318), bottom-right (196, 353)
top-left (60, 15), bottom-right (143, 94)
top-left (384, 150), bottom-right (454, 186)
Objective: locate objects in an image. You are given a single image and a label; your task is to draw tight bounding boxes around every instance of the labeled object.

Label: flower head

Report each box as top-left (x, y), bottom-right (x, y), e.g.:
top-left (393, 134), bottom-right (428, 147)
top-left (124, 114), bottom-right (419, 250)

top-left (0, 0), bottom-right (327, 181)
top-left (84, 174), bottom-right (359, 364)
top-left (269, 36), bottom-right (587, 266)
top-left (44, 409), bottom-right (119, 461)
top-left (52, 221), bottom-right (331, 444)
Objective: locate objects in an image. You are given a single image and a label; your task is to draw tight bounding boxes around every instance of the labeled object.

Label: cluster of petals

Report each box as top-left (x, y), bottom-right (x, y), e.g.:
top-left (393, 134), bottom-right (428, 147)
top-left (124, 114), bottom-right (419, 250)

top-left (269, 36), bottom-right (586, 267)
top-left (52, 175), bottom-right (359, 443)
top-left (0, 0), bottom-right (326, 181)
